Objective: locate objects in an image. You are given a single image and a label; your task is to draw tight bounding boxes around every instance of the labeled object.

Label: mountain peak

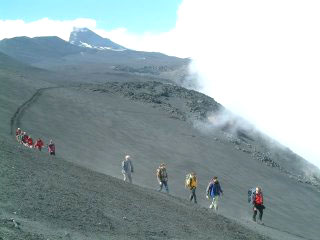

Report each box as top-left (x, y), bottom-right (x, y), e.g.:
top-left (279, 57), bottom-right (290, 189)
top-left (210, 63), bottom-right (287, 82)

top-left (69, 27), bottom-right (126, 51)
top-left (72, 27), bottom-right (90, 33)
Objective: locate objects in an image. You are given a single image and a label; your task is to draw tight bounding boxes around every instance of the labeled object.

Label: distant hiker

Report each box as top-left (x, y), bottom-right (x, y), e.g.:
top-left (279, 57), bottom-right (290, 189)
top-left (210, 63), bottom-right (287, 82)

top-left (15, 128), bottom-right (22, 141)
top-left (206, 176), bottom-right (223, 211)
top-left (251, 187), bottom-right (265, 224)
top-left (17, 131), bottom-right (24, 144)
top-left (22, 133), bottom-right (29, 146)
top-left (48, 140), bottom-right (55, 156)
top-left (20, 132), bottom-right (26, 144)
top-left (185, 172), bottom-right (197, 203)
top-left (34, 138), bottom-right (44, 151)
top-left (121, 155), bottom-right (134, 183)
top-left (16, 128), bottom-right (21, 135)
top-left (157, 163), bottom-right (169, 193)
top-left (27, 135), bottom-right (34, 148)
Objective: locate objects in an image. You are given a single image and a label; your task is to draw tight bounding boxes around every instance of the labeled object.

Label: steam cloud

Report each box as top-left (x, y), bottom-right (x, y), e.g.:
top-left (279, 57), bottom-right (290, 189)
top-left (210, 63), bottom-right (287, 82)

top-left (181, 0), bottom-right (320, 168)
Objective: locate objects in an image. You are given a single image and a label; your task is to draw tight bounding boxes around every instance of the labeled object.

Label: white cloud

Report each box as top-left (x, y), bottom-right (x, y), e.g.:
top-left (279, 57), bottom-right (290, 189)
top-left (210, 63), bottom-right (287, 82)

top-left (176, 0), bottom-right (320, 168)
top-left (0, 0), bottom-right (320, 168)
top-left (0, 18), bottom-right (96, 41)
top-left (95, 28), bottom-right (189, 57)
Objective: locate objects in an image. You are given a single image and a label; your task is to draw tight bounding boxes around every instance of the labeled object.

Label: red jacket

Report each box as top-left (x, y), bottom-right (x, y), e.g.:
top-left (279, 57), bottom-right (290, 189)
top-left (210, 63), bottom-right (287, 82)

top-left (35, 140), bottom-right (44, 148)
top-left (27, 138), bottom-right (33, 146)
top-left (254, 192), bottom-right (263, 205)
top-left (23, 135), bottom-right (29, 143)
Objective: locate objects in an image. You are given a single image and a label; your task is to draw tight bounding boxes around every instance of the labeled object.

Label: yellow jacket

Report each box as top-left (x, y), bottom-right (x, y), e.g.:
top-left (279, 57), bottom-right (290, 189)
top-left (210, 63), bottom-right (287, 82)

top-left (189, 176), bottom-right (197, 188)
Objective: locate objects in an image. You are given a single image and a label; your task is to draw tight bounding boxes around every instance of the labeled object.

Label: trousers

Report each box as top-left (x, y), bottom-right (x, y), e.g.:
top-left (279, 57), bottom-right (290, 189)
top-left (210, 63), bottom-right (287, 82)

top-left (189, 188), bottom-right (197, 203)
top-left (159, 181), bottom-right (169, 193)
top-left (123, 172), bottom-right (132, 183)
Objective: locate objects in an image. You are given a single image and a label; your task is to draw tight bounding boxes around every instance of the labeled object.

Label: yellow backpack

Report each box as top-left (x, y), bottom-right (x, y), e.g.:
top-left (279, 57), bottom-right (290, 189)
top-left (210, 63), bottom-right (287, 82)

top-left (185, 174), bottom-right (197, 189)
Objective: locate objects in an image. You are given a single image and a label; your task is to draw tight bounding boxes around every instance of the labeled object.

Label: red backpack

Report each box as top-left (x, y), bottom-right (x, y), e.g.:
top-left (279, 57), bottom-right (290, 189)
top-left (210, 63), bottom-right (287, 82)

top-left (255, 192), bottom-right (263, 205)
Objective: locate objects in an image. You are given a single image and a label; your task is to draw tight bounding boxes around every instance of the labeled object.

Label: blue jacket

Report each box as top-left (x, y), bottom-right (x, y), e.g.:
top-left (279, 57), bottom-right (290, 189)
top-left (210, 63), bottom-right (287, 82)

top-left (207, 181), bottom-right (223, 197)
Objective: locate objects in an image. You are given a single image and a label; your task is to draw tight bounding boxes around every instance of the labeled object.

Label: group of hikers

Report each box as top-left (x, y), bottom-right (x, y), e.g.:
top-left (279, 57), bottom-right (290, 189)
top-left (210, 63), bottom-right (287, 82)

top-left (15, 128), bottom-right (56, 156)
top-left (14, 126), bottom-right (265, 223)
top-left (15, 126), bottom-right (264, 223)
top-left (121, 155), bottom-right (265, 224)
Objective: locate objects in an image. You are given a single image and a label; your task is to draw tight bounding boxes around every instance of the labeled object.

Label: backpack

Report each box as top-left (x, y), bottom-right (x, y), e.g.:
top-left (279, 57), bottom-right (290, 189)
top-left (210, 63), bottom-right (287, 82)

top-left (185, 174), bottom-right (197, 189)
top-left (248, 188), bottom-right (255, 203)
top-left (157, 167), bottom-right (167, 181)
top-left (185, 174), bottom-right (192, 188)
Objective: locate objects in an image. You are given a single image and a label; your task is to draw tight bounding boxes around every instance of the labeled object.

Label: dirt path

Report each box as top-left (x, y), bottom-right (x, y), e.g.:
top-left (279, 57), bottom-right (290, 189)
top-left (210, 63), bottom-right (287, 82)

top-left (10, 87), bottom-right (61, 135)
top-left (10, 83), bottom-right (93, 135)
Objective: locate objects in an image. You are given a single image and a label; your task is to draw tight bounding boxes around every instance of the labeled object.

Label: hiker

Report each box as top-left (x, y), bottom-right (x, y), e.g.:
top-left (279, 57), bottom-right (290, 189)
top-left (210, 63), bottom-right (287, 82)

top-left (185, 172), bottom-right (197, 203)
top-left (157, 163), bottom-right (169, 193)
top-left (206, 176), bottom-right (223, 211)
top-left (17, 130), bottom-right (24, 144)
top-left (27, 135), bottom-right (34, 148)
top-left (121, 155), bottom-right (134, 183)
top-left (251, 187), bottom-right (265, 224)
top-left (34, 138), bottom-right (44, 151)
top-left (15, 128), bottom-right (22, 142)
top-left (22, 133), bottom-right (29, 146)
top-left (48, 140), bottom-right (55, 156)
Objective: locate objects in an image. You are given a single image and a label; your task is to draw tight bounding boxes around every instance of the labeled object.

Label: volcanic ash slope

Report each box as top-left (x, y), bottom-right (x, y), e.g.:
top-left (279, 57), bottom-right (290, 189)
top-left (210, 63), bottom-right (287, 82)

top-left (14, 81), bottom-right (320, 240)
top-left (1, 137), bottom-right (271, 240)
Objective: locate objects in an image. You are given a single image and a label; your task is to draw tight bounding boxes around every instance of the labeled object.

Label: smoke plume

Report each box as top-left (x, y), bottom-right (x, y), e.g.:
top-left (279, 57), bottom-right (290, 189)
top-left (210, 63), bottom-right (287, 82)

top-left (180, 0), bottom-right (320, 168)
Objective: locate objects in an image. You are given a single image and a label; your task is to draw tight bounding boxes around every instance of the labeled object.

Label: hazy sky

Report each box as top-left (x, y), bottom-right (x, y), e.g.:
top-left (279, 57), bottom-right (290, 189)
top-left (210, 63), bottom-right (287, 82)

top-left (1, 0), bottom-right (319, 168)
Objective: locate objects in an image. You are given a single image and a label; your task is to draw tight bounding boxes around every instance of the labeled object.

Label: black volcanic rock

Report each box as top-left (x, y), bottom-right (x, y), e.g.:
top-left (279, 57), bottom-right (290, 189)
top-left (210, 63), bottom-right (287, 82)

top-left (69, 27), bottom-right (126, 50)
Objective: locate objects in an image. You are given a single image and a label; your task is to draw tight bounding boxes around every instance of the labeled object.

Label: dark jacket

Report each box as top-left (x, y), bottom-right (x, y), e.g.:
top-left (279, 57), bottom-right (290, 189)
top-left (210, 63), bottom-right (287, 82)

top-left (207, 181), bottom-right (223, 197)
top-left (157, 167), bottom-right (168, 182)
top-left (48, 143), bottom-right (55, 153)
top-left (122, 159), bottom-right (134, 173)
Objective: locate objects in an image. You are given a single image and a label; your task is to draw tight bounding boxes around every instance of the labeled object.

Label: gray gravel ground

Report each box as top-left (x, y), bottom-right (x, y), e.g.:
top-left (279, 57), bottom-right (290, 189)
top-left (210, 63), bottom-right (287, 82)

top-left (1, 55), bottom-right (319, 239)
top-left (1, 137), bottom-right (271, 240)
